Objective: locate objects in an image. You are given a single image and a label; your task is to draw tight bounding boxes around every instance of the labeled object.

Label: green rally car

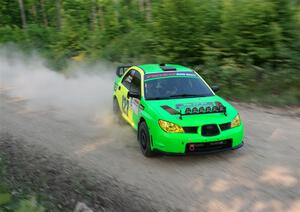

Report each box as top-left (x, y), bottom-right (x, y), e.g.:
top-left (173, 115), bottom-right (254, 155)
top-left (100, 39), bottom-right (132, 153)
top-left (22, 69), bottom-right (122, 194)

top-left (113, 64), bottom-right (244, 157)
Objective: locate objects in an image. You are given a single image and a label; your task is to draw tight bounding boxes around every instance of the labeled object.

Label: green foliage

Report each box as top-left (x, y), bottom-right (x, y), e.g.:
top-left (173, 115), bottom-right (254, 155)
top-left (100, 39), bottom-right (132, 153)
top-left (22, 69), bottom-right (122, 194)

top-left (15, 197), bottom-right (45, 212)
top-left (0, 192), bottom-right (45, 212)
top-left (0, 0), bottom-right (299, 105)
top-left (0, 193), bottom-right (11, 206)
top-left (0, 156), bottom-right (45, 212)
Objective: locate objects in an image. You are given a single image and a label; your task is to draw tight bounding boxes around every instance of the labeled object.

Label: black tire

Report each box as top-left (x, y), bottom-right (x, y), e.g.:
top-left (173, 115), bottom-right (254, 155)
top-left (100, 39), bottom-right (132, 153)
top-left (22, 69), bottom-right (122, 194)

top-left (138, 121), bottom-right (156, 157)
top-left (113, 98), bottom-right (124, 125)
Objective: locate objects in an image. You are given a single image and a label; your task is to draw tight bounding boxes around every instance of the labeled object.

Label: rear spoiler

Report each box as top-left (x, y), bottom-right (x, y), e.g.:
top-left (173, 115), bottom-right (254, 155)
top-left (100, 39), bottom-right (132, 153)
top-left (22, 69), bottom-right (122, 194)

top-left (116, 65), bottom-right (134, 77)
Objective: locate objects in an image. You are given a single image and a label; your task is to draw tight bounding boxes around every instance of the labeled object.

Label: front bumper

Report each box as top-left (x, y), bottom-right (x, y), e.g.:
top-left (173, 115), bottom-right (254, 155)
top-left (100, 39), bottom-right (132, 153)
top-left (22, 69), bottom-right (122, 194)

top-left (156, 141), bottom-right (244, 156)
top-left (151, 123), bottom-right (244, 154)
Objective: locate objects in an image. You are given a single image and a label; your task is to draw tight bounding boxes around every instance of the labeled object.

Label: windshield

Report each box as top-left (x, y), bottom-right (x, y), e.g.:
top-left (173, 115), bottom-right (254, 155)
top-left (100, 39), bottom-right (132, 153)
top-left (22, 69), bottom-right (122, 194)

top-left (144, 75), bottom-right (214, 100)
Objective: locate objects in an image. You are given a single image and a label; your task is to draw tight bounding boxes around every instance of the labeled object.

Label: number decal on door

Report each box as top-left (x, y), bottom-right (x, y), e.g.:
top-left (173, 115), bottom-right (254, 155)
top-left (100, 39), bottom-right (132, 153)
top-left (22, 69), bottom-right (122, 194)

top-left (122, 95), bottom-right (129, 115)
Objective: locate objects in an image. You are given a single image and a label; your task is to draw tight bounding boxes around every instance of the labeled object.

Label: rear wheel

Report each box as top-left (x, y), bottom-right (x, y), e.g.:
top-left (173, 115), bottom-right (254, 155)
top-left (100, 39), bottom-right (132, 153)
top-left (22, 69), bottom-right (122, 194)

top-left (138, 122), bottom-right (156, 157)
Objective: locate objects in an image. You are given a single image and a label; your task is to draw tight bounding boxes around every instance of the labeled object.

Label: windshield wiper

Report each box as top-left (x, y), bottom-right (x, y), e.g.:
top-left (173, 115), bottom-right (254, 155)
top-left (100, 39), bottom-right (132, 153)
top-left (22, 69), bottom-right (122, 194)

top-left (169, 94), bottom-right (205, 98)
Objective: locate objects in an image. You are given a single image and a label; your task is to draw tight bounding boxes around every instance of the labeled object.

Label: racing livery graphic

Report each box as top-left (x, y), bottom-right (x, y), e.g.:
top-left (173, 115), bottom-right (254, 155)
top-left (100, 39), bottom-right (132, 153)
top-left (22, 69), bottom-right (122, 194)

top-left (113, 64), bottom-right (244, 157)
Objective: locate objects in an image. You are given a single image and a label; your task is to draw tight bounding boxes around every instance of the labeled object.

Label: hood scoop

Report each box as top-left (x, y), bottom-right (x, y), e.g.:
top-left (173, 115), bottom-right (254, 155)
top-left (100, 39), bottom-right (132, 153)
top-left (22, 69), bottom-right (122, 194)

top-left (161, 105), bottom-right (180, 115)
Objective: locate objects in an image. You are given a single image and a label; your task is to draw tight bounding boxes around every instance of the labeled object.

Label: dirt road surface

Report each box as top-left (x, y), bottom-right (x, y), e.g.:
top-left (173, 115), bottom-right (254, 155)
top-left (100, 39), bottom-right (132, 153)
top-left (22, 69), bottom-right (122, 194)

top-left (0, 89), bottom-right (299, 211)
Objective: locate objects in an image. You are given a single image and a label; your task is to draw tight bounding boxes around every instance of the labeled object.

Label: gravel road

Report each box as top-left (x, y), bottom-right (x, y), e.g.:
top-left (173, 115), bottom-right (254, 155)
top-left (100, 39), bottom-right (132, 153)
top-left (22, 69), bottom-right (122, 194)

top-left (0, 88), bottom-right (299, 211)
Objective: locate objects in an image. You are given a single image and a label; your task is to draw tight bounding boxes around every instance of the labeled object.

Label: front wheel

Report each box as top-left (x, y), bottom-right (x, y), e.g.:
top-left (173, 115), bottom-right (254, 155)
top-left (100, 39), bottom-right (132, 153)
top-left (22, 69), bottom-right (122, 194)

top-left (138, 122), bottom-right (156, 157)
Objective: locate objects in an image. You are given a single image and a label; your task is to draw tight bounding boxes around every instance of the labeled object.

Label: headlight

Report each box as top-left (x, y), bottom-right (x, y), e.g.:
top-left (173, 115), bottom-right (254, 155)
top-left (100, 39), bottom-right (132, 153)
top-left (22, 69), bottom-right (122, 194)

top-left (158, 120), bottom-right (184, 133)
top-left (231, 114), bottom-right (241, 128)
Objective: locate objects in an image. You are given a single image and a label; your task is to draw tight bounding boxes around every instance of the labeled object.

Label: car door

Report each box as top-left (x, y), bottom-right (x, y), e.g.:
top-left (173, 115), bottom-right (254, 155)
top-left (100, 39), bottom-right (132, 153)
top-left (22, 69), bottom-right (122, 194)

top-left (116, 69), bottom-right (141, 126)
top-left (129, 70), bottom-right (142, 128)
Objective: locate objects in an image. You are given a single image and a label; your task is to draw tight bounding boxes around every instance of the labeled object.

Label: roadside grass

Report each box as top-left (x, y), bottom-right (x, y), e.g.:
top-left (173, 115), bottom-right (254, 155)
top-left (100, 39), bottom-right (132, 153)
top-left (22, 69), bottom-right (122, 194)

top-left (218, 88), bottom-right (300, 108)
top-left (0, 155), bottom-right (45, 212)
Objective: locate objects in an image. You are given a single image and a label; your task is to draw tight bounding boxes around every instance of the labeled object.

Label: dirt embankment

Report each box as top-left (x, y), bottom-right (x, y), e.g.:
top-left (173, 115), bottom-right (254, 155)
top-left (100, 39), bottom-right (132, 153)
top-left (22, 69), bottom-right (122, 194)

top-left (0, 133), bottom-right (164, 212)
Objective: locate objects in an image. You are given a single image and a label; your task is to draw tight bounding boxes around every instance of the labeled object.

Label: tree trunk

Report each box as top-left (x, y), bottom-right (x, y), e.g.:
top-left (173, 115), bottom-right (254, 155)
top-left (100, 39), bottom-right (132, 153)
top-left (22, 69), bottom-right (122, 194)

top-left (145, 0), bottom-right (152, 21)
top-left (56, 0), bottom-right (61, 30)
top-left (18, 0), bottom-right (26, 28)
top-left (40, 0), bottom-right (48, 27)
top-left (31, 5), bottom-right (37, 22)
top-left (97, 4), bottom-right (105, 30)
top-left (139, 0), bottom-right (145, 12)
top-left (91, 0), bottom-right (98, 31)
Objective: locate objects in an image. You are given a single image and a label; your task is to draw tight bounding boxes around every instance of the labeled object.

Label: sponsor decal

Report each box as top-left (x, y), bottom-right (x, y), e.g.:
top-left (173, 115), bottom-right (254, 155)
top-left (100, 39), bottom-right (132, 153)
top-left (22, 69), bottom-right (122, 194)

top-left (176, 101), bottom-right (215, 110)
top-left (131, 98), bottom-right (140, 115)
top-left (122, 96), bottom-right (129, 115)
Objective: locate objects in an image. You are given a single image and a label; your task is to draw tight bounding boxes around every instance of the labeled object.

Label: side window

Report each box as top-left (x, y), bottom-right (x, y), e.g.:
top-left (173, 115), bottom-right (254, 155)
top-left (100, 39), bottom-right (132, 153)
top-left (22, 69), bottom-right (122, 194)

top-left (130, 71), bottom-right (141, 95)
top-left (121, 69), bottom-right (141, 95)
top-left (122, 70), bottom-right (135, 89)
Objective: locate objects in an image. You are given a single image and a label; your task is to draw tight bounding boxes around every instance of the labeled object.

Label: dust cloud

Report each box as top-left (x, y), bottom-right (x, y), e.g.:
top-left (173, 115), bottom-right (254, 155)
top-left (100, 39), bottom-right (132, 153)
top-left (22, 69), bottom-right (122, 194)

top-left (0, 46), bottom-right (115, 122)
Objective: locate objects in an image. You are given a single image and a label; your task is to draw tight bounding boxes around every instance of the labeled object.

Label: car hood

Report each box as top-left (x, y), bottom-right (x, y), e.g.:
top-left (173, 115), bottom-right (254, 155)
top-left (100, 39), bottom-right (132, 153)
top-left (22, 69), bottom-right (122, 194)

top-left (145, 95), bottom-right (238, 126)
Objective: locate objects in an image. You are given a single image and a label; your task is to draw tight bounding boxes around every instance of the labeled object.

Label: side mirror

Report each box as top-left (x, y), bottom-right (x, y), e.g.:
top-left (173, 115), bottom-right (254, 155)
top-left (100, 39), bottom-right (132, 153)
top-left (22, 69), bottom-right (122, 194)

top-left (116, 67), bottom-right (125, 77)
top-left (128, 91), bottom-right (141, 99)
top-left (116, 65), bottom-right (133, 77)
top-left (211, 85), bottom-right (220, 93)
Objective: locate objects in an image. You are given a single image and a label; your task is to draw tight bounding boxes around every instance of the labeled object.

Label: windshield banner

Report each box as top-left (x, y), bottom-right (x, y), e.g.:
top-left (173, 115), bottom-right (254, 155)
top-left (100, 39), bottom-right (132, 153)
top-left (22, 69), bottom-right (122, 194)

top-left (145, 72), bottom-right (196, 80)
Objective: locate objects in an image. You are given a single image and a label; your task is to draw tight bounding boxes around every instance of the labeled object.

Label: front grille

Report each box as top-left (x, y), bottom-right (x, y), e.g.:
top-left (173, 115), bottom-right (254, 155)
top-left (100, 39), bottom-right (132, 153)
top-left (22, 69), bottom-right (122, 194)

top-left (183, 127), bottom-right (198, 134)
top-left (201, 124), bottom-right (220, 136)
top-left (219, 122), bottom-right (231, 131)
top-left (186, 139), bottom-right (233, 153)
